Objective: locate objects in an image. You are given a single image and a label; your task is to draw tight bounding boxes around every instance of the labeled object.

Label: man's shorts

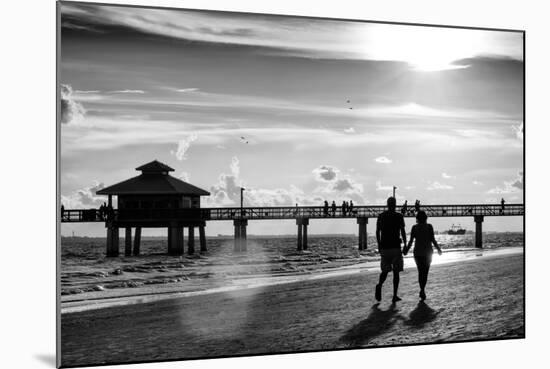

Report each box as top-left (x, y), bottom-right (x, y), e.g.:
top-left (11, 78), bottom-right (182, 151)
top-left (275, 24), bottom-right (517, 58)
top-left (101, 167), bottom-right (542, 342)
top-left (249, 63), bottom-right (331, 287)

top-left (379, 248), bottom-right (404, 272)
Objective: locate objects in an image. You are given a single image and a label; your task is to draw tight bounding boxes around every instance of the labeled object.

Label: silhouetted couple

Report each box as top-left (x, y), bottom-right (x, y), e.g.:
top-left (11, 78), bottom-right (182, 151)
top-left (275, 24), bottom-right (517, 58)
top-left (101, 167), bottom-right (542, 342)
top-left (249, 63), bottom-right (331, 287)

top-left (375, 197), bottom-right (442, 303)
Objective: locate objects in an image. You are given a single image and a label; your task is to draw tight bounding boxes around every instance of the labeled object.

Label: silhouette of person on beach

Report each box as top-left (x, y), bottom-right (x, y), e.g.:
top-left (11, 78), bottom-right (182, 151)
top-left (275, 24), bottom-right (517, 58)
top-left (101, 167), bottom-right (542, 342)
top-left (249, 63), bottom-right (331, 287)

top-left (403, 210), bottom-right (442, 301)
top-left (375, 197), bottom-right (407, 303)
top-left (323, 200), bottom-right (329, 217)
top-left (99, 202), bottom-right (107, 220)
top-left (401, 200), bottom-right (408, 215)
top-left (331, 201), bottom-right (337, 217)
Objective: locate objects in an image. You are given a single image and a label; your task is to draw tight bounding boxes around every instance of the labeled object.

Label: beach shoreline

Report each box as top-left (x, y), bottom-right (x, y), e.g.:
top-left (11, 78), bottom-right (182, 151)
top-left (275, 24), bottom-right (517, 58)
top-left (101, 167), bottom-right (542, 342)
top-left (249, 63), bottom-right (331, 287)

top-left (61, 246), bottom-right (522, 314)
top-left (61, 251), bottom-right (524, 367)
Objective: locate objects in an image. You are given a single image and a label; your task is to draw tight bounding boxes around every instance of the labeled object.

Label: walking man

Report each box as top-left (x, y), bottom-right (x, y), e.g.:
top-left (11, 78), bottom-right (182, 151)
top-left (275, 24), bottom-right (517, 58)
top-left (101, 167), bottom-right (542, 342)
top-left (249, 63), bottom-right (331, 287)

top-left (375, 197), bottom-right (407, 303)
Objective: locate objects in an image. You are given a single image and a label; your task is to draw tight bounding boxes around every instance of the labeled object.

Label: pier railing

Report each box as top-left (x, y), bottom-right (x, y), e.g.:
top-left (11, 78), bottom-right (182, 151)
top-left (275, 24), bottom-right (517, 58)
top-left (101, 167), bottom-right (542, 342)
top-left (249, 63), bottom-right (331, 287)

top-left (60, 203), bottom-right (524, 223)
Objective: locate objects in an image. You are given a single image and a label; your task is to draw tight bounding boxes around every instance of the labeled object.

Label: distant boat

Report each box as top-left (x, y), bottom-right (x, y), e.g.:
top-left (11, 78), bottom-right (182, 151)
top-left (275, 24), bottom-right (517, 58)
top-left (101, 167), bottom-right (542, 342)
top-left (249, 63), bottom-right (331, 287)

top-left (447, 224), bottom-right (466, 235)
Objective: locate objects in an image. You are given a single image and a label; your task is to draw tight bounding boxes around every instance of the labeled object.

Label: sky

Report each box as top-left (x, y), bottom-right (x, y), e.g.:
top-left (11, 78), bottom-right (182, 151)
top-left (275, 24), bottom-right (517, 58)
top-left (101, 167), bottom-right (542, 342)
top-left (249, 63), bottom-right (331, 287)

top-left (59, 2), bottom-right (524, 236)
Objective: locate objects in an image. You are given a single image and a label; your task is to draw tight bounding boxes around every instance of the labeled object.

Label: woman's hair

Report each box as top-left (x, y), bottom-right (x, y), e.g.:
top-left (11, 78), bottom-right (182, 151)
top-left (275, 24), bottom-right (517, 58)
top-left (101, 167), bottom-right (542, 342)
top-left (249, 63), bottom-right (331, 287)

top-left (416, 210), bottom-right (428, 224)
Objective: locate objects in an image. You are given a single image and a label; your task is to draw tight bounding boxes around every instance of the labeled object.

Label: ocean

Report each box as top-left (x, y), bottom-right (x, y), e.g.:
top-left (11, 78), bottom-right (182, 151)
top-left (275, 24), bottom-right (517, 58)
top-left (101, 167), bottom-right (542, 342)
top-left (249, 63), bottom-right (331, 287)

top-left (60, 232), bottom-right (523, 300)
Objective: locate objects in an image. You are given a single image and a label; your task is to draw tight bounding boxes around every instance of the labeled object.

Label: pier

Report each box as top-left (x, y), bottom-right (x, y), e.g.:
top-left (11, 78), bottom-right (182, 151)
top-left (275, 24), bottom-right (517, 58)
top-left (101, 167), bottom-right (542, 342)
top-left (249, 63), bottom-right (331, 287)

top-left (61, 202), bottom-right (524, 255)
top-left (60, 160), bottom-right (523, 256)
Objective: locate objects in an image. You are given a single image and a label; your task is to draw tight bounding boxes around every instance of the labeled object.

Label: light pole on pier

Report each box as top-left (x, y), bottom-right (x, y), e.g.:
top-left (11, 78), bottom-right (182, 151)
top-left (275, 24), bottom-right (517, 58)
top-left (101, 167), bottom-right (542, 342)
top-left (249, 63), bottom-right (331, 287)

top-left (393, 186), bottom-right (397, 198)
top-left (240, 187), bottom-right (245, 216)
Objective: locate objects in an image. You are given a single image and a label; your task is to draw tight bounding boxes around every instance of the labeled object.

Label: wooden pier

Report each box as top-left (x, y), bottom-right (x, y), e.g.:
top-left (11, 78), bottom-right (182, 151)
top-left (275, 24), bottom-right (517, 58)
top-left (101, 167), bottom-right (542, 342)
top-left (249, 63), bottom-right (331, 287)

top-left (60, 160), bottom-right (523, 256)
top-left (61, 202), bottom-right (524, 255)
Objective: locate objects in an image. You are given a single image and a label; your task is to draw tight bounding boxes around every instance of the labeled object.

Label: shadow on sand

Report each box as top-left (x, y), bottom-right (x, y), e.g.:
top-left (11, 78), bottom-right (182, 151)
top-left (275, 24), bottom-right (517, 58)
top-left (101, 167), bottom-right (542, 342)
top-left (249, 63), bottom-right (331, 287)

top-left (404, 301), bottom-right (441, 328)
top-left (340, 303), bottom-right (402, 346)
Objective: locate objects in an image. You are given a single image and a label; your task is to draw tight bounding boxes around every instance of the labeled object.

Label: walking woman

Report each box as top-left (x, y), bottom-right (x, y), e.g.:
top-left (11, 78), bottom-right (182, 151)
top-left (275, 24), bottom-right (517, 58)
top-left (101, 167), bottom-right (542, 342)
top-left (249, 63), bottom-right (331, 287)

top-left (403, 210), bottom-right (442, 301)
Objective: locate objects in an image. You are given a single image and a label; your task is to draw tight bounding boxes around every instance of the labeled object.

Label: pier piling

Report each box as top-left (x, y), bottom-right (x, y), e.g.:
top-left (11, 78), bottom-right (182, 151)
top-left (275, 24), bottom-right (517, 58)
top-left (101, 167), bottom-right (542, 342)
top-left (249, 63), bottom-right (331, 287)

top-left (106, 226), bottom-right (120, 257)
top-left (233, 219), bottom-right (248, 252)
top-left (199, 226), bottom-right (207, 253)
top-left (188, 227), bottom-right (195, 255)
top-left (168, 225), bottom-right (184, 256)
top-left (124, 227), bottom-right (132, 256)
top-left (296, 218), bottom-right (309, 251)
top-left (357, 218), bottom-right (368, 250)
top-left (133, 227), bottom-right (141, 256)
top-left (474, 215), bottom-right (484, 248)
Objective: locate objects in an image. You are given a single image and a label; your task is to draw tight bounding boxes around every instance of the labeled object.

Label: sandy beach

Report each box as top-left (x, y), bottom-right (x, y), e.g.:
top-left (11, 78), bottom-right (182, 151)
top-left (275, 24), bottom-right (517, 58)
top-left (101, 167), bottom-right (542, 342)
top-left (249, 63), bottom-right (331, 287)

top-left (61, 251), bottom-right (524, 367)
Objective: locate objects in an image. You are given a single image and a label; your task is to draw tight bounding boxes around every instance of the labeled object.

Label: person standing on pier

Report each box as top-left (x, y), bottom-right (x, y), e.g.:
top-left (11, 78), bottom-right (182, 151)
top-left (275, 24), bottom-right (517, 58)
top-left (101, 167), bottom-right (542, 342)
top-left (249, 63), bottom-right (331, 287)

top-left (331, 201), bottom-right (336, 217)
top-left (375, 197), bottom-right (407, 303)
top-left (401, 200), bottom-right (408, 215)
top-left (349, 200), bottom-right (354, 215)
top-left (342, 201), bottom-right (347, 216)
top-left (403, 210), bottom-right (442, 301)
top-left (501, 198), bottom-right (505, 214)
top-left (323, 200), bottom-right (329, 217)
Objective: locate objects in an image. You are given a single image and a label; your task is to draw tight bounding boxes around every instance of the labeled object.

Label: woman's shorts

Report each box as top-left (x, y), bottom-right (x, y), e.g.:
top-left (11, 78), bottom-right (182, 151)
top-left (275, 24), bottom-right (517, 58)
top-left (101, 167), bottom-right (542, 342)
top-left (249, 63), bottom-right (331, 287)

top-left (380, 248), bottom-right (404, 272)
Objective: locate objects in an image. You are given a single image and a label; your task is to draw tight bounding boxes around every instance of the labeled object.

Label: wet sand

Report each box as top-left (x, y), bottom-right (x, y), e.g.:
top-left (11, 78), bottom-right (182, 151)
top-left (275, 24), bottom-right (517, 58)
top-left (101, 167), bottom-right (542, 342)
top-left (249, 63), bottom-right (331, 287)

top-left (61, 252), bottom-right (524, 367)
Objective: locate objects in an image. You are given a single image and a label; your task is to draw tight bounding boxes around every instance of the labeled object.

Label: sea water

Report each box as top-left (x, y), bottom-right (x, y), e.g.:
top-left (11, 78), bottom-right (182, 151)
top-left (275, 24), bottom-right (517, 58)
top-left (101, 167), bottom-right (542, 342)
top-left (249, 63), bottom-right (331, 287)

top-left (60, 232), bottom-right (523, 305)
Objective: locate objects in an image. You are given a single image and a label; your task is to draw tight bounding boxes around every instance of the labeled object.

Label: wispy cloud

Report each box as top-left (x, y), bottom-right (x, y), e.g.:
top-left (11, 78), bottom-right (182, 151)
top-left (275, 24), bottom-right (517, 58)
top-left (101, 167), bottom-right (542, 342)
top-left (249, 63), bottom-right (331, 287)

top-left (427, 181), bottom-right (454, 190)
top-left (442, 172), bottom-right (456, 179)
top-left (374, 156), bottom-right (392, 164)
top-left (61, 2), bottom-right (523, 66)
top-left (108, 89), bottom-right (145, 94)
top-left (176, 88), bottom-right (199, 93)
top-left (173, 133), bottom-right (198, 160)
top-left (344, 127), bottom-right (355, 133)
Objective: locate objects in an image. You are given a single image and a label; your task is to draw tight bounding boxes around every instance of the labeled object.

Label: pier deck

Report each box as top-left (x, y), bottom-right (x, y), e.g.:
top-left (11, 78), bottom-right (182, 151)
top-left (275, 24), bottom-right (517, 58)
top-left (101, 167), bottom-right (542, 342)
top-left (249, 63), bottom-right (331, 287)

top-left (61, 203), bottom-right (524, 223)
top-left (60, 203), bottom-right (524, 255)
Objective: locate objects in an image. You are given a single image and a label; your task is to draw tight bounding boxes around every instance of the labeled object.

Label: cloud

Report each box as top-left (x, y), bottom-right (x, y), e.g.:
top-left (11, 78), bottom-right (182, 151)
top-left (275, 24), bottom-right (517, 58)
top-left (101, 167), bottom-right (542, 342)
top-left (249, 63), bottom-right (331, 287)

top-left (332, 178), bottom-right (362, 193)
top-left (178, 171), bottom-right (190, 182)
top-left (176, 88), bottom-right (199, 93)
top-left (512, 122), bottom-right (524, 140)
top-left (472, 180), bottom-right (483, 185)
top-left (207, 158), bottom-right (242, 206)
top-left (108, 89), bottom-right (145, 94)
top-left (442, 172), bottom-right (456, 179)
top-left (343, 127), bottom-right (355, 133)
top-left (312, 165), bottom-right (339, 182)
top-left (312, 165), bottom-right (365, 203)
top-left (230, 156), bottom-right (240, 177)
top-left (61, 182), bottom-right (105, 209)
top-left (61, 3), bottom-right (523, 63)
top-left (60, 84), bottom-right (86, 124)
top-left (374, 156), bottom-right (392, 164)
top-left (206, 157), bottom-right (321, 206)
top-left (427, 181), bottom-right (454, 190)
top-left (173, 133), bottom-right (198, 160)
top-left (487, 171), bottom-right (523, 194)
